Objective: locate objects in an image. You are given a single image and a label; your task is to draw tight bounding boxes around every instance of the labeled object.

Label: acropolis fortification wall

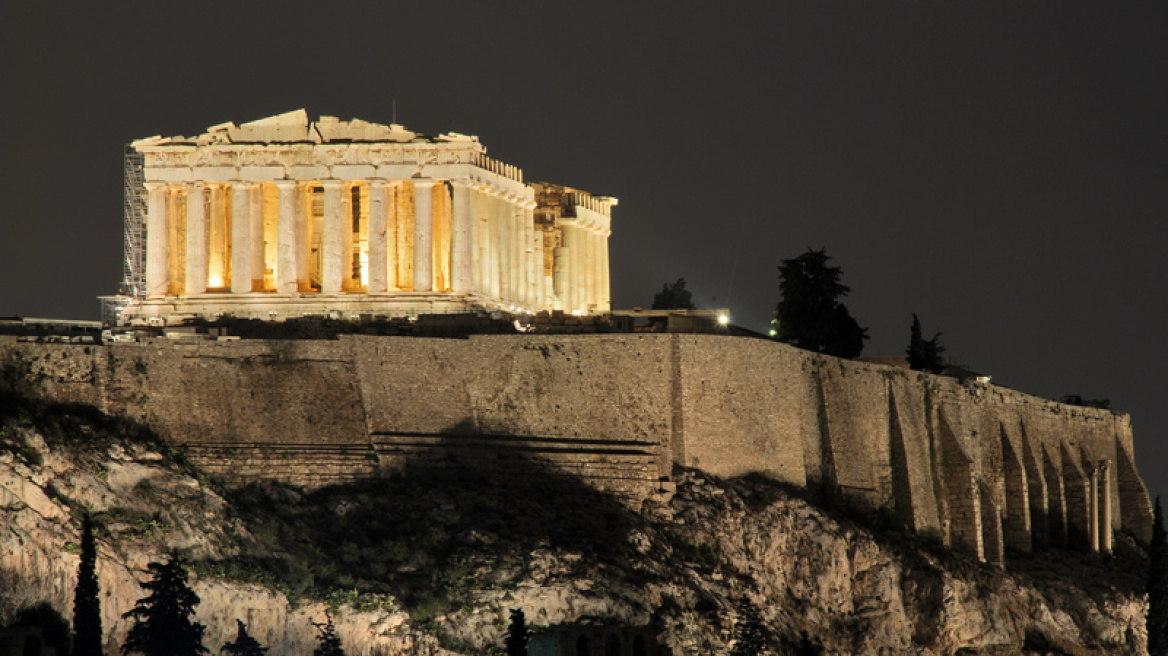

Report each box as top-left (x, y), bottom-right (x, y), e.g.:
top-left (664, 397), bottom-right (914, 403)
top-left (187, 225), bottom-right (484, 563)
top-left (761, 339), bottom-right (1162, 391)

top-left (0, 334), bottom-right (1152, 563)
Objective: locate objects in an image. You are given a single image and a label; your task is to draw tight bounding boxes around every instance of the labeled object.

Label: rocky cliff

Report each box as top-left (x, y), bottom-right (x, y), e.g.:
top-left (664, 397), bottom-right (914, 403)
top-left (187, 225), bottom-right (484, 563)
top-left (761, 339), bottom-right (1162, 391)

top-left (0, 389), bottom-right (1151, 655)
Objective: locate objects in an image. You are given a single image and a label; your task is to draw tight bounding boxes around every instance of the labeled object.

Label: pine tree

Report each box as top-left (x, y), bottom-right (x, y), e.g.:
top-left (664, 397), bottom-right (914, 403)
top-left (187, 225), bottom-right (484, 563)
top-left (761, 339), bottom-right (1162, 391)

top-left (312, 611), bottom-right (345, 656)
top-left (728, 600), bottom-right (766, 656)
top-left (1148, 497), bottom-right (1168, 656)
top-left (73, 514), bottom-right (102, 656)
top-left (505, 608), bottom-right (529, 656)
top-left (652, 278), bottom-right (696, 310)
top-left (906, 314), bottom-right (945, 374)
top-left (221, 619), bottom-right (268, 656)
top-left (773, 248), bottom-right (868, 358)
top-left (121, 553), bottom-right (208, 656)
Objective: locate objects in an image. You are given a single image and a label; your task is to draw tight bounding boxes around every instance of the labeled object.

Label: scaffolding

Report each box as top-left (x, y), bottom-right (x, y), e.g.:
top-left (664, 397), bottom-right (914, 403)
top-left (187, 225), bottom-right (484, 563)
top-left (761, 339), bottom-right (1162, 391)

top-left (121, 144), bottom-right (146, 299)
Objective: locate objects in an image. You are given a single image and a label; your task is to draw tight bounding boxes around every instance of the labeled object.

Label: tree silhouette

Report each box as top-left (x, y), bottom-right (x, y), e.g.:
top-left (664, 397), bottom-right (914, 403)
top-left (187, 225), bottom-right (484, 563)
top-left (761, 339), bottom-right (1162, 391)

top-left (728, 600), bottom-right (766, 656)
top-left (906, 314), bottom-right (945, 374)
top-left (1149, 497), bottom-right (1168, 656)
top-left (773, 248), bottom-right (868, 358)
top-left (652, 278), bottom-right (695, 310)
top-left (121, 553), bottom-right (208, 656)
top-left (311, 611), bottom-right (345, 656)
top-left (221, 619), bottom-right (267, 656)
top-left (505, 608), bottom-right (529, 656)
top-left (73, 514), bottom-right (102, 656)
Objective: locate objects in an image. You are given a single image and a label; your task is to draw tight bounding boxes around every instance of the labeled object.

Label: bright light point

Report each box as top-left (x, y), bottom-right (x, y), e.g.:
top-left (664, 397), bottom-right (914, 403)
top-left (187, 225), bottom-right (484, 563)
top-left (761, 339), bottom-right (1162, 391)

top-left (718, 314), bottom-right (729, 326)
top-left (768, 329), bottom-right (777, 337)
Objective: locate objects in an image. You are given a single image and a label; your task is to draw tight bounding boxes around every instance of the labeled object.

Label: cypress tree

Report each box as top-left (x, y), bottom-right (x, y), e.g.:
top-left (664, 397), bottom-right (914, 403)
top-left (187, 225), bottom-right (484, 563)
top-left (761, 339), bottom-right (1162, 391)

top-left (73, 514), bottom-right (102, 656)
top-left (505, 608), bottom-right (529, 656)
top-left (312, 611), bottom-right (345, 656)
top-left (907, 314), bottom-right (946, 374)
top-left (729, 600), bottom-right (766, 656)
top-left (121, 553), bottom-right (208, 656)
top-left (221, 619), bottom-right (267, 656)
top-left (1149, 497), bottom-right (1168, 656)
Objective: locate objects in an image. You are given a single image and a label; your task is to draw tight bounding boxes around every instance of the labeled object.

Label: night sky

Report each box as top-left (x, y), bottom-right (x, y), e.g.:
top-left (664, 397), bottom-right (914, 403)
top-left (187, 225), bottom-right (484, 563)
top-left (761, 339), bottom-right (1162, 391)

top-left (2, 3), bottom-right (1165, 501)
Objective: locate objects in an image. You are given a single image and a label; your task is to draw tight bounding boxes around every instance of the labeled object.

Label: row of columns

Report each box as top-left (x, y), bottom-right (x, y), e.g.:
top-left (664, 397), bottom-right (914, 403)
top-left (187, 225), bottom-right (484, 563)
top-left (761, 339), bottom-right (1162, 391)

top-left (143, 178), bottom-right (607, 314)
top-left (557, 220), bottom-right (610, 314)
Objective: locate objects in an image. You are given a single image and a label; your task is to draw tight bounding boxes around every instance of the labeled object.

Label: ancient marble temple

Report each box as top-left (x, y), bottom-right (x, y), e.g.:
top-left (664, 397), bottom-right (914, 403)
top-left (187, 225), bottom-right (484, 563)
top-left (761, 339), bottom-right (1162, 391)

top-left (116, 110), bottom-right (615, 324)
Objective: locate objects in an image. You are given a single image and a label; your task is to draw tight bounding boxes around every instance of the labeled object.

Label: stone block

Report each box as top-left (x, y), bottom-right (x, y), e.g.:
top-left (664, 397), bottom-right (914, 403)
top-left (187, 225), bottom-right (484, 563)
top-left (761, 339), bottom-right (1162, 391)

top-left (239, 166), bottom-right (285, 182)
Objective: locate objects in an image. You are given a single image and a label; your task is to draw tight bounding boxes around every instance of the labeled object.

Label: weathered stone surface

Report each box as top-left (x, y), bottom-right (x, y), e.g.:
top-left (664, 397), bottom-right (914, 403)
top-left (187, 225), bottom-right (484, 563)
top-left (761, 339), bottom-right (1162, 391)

top-left (0, 333), bottom-right (1153, 560)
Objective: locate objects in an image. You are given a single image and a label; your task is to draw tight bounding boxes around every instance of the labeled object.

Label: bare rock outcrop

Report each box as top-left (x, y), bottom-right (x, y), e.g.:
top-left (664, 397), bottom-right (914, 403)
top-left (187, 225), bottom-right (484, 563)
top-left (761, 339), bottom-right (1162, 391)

top-left (0, 396), bottom-right (1150, 655)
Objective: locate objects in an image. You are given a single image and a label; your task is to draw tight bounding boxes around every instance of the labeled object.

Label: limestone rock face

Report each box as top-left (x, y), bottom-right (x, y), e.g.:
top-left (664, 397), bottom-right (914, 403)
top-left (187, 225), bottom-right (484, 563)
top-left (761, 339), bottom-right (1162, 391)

top-left (0, 407), bottom-right (1149, 655)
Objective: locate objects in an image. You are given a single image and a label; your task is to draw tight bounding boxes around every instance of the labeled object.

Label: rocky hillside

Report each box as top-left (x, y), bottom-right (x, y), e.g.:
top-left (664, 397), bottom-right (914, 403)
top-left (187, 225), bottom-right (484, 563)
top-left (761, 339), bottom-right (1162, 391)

top-left (0, 389), bottom-right (1151, 655)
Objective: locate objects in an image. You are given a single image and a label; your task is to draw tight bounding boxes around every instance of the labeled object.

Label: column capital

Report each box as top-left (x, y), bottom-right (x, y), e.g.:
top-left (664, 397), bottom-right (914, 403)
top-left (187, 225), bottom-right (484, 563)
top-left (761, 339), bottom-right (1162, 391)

top-left (411, 177), bottom-right (435, 187)
top-left (272, 179), bottom-right (297, 189)
top-left (450, 177), bottom-right (475, 189)
top-left (319, 179), bottom-right (344, 188)
top-left (143, 180), bottom-right (167, 191)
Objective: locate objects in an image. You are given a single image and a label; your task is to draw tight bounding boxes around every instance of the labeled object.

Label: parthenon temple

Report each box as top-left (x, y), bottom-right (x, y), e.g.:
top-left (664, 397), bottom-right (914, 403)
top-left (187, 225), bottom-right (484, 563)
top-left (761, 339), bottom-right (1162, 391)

top-left (113, 109), bottom-right (615, 324)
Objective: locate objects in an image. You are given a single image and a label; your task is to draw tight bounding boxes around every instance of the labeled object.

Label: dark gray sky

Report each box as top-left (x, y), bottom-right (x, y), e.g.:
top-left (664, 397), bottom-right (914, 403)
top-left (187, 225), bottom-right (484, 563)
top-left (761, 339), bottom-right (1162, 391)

top-left (2, 3), bottom-right (1165, 500)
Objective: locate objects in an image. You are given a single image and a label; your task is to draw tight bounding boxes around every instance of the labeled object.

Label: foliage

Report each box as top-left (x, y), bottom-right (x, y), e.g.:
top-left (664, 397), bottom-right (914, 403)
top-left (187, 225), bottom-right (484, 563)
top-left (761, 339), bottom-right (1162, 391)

top-left (773, 248), bottom-right (868, 358)
top-left (121, 553), bottom-right (208, 656)
top-left (1149, 497), bottom-right (1168, 656)
top-left (651, 278), bottom-right (695, 310)
top-left (729, 599), bottom-right (766, 656)
top-left (906, 314), bottom-right (946, 374)
top-left (221, 619), bottom-right (268, 656)
top-left (73, 514), bottom-right (103, 656)
top-left (312, 611), bottom-right (346, 656)
top-left (505, 608), bottom-right (529, 656)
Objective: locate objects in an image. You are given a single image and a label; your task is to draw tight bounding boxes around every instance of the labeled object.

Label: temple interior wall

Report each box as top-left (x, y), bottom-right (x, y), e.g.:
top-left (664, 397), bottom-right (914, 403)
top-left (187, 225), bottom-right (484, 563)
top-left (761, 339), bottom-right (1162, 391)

top-left (0, 334), bottom-right (1151, 552)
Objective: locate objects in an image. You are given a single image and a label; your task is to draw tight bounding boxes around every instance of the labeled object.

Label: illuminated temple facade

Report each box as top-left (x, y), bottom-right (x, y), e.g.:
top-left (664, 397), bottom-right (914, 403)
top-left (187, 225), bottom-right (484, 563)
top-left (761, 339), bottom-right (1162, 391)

top-left (114, 110), bottom-right (615, 324)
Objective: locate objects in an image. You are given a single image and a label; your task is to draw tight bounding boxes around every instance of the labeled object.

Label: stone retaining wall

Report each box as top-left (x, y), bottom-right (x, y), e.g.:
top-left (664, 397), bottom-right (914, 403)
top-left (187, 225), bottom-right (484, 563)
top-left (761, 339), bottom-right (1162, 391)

top-left (0, 333), bottom-right (1152, 558)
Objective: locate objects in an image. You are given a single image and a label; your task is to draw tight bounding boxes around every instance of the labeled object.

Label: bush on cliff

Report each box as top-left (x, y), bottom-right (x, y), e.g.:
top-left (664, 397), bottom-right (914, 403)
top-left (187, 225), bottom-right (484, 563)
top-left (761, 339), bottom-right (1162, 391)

top-left (221, 619), bottom-right (268, 656)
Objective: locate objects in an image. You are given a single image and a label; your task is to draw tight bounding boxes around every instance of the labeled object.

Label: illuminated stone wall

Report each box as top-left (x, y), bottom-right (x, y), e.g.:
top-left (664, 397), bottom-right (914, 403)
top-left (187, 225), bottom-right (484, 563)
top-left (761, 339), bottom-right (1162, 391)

top-left (0, 334), bottom-right (1152, 560)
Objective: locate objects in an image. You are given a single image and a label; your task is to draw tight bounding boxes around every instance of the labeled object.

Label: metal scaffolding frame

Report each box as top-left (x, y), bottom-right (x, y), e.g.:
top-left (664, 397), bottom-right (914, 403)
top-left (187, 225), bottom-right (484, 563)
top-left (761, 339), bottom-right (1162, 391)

top-left (121, 145), bottom-right (146, 299)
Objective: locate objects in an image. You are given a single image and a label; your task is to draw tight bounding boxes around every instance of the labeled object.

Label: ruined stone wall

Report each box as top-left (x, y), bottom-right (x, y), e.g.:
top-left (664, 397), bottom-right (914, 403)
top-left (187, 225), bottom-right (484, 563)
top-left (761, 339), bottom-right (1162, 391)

top-left (0, 333), bottom-right (1152, 555)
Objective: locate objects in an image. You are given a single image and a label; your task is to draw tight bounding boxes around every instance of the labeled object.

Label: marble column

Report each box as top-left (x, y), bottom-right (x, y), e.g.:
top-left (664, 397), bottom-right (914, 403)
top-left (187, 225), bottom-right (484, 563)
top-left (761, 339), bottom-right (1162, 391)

top-left (412, 178), bottom-right (434, 292)
top-left (470, 183), bottom-right (485, 294)
top-left (185, 183), bottom-right (207, 295)
top-left (340, 183), bottom-right (354, 290)
top-left (320, 180), bottom-right (344, 294)
top-left (230, 183), bottom-right (252, 294)
top-left (524, 202), bottom-right (536, 309)
top-left (451, 179), bottom-right (473, 294)
top-left (208, 185), bottom-right (227, 289)
top-left (584, 227), bottom-right (597, 312)
top-left (600, 230), bottom-right (610, 311)
top-left (498, 193), bottom-right (514, 303)
top-left (274, 181), bottom-right (298, 294)
top-left (553, 229), bottom-right (568, 311)
top-left (488, 189), bottom-right (502, 299)
top-left (512, 198), bottom-right (524, 305)
top-left (1100, 460), bottom-right (1113, 554)
top-left (249, 184), bottom-right (264, 290)
top-left (295, 183), bottom-right (311, 292)
top-left (1089, 465), bottom-right (1100, 552)
top-left (368, 179), bottom-right (388, 293)
top-left (386, 182), bottom-right (399, 290)
top-left (144, 182), bottom-right (169, 299)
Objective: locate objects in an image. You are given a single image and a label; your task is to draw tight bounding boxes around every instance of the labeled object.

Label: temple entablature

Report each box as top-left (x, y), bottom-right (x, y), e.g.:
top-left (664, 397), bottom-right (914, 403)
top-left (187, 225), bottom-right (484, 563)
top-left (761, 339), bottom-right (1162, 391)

top-left (112, 110), bottom-right (613, 324)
